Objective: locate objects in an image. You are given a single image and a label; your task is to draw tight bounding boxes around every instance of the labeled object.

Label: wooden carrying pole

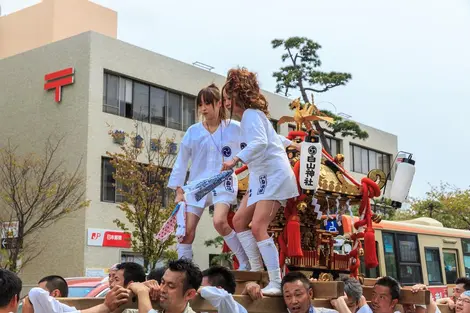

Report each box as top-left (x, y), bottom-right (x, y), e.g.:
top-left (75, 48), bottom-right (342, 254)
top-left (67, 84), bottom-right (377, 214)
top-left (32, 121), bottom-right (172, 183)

top-left (57, 281), bottom-right (450, 313)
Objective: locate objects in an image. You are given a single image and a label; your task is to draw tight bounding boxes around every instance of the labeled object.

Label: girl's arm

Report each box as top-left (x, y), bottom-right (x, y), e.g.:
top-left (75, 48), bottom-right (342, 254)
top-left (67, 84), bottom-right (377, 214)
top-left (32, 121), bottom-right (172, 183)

top-left (278, 134), bottom-right (292, 148)
top-left (236, 111), bottom-right (268, 164)
top-left (167, 133), bottom-right (191, 190)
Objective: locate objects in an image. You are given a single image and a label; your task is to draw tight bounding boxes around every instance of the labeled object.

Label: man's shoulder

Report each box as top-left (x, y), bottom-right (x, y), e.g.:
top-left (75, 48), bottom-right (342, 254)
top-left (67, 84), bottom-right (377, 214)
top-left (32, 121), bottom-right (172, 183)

top-left (185, 304), bottom-right (196, 313)
top-left (316, 307), bottom-right (339, 313)
top-left (357, 304), bottom-right (373, 313)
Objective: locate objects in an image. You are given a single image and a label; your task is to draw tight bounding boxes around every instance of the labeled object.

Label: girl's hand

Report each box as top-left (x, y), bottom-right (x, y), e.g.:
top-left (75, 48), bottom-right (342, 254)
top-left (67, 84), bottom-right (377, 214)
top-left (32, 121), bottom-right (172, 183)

top-left (291, 142), bottom-right (301, 151)
top-left (175, 187), bottom-right (185, 204)
top-left (222, 158), bottom-right (238, 171)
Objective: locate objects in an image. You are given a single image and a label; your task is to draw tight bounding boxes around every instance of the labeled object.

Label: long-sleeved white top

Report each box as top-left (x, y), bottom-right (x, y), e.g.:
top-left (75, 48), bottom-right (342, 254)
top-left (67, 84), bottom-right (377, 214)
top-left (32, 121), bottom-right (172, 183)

top-left (28, 288), bottom-right (78, 313)
top-left (200, 286), bottom-right (247, 313)
top-left (168, 119), bottom-right (292, 189)
top-left (236, 109), bottom-right (293, 173)
top-left (236, 109), bottom-right (298, 205)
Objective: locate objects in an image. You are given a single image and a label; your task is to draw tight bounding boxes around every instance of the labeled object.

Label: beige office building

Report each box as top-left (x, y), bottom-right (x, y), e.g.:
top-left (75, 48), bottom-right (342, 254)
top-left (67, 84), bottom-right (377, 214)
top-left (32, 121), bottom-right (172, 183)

top-left (0, 0), bottom-right (398, 286)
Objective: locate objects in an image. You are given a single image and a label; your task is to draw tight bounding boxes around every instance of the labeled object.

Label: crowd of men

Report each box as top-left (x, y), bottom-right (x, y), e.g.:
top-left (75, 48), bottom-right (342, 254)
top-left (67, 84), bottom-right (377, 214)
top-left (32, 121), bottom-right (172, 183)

top-left (1, 259), bottom-right (470, 313)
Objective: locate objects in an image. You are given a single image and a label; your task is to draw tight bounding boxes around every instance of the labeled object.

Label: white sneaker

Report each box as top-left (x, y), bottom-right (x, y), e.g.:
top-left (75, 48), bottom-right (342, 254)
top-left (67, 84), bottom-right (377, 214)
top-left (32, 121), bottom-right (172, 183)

top-left (261, 269), bottom-right (282, 296)
top-left (261, 281), bottom-right (282, 296)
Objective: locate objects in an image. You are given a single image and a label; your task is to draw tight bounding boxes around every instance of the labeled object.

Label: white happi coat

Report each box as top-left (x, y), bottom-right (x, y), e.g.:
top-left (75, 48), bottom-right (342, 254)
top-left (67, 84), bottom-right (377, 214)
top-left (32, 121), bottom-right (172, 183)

top-left (236, 109), bottom-right (299, 206)
top-left (168, 120), bottom-right (242, 207)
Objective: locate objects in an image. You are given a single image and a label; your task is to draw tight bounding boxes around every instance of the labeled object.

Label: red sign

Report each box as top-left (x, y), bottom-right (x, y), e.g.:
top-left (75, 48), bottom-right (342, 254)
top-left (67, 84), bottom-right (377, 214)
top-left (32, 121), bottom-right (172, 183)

top-left (87, 228), bottom-right (131, 248)
top-left (428, 286), bottom-right (449, 301)
top-left (44, 67), bottom-right (75, 102)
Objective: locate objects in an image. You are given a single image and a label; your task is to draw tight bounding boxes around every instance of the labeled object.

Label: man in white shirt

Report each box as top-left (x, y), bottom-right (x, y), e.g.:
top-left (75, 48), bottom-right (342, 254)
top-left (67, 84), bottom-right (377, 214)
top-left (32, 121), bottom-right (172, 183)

top-left (198, 265), bottom-right (247, 313)
top-left (37, 275), bottom-right (69, 297)
top-left (0, 269), bottom-right (22, 313)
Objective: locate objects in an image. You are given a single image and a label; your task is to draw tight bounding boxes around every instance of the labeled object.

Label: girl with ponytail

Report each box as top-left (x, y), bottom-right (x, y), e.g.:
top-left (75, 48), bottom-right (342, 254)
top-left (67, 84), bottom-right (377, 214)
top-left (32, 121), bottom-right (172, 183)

top-left (168, 83), bottom-right (250, 269)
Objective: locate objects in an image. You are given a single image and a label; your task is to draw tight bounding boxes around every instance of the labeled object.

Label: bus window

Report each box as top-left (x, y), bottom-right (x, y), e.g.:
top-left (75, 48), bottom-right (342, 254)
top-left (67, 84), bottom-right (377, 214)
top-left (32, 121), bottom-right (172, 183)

top-left (462, 239), bottom-right (470, 278)
top-left (425, 248), bottom-right (443, 285)
top-left (382, 232), bottom-right (423, 285)
top-left (443, 249), bottom-right (459, 283)
top-left (383, 233), bottom-right (398, 279)
top-left (397, 234), bottom-right (422, 285)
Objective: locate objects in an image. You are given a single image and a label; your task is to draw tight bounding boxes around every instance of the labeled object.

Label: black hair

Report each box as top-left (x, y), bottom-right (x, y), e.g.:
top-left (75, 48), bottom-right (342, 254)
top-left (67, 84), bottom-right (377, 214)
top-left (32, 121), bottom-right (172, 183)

top-left (38, 275), bottom-right (69, 297)
top-left (375, 276), bottom-right (401, 300)
top-left (455, 277), bottom-right (470, 290)
top-left (147, 267), bottom-right (167, 284)
top-left (167, 258), bottom-right (202, 294)
top-left (202, 266), bottom-right (236, 294)
top-left (0, 269), bottom-right (22, 308)
top-left (116, 262), bottom-right (146, 286)
top-left (281, 271), bottom-right (311, 295)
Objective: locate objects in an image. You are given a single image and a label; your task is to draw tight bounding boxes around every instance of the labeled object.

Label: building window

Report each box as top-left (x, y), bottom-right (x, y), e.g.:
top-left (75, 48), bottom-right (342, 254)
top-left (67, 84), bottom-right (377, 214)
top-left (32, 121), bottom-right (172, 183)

top-left (101, 158), bottom-right (127, 203)
top-left (103, 72), bottom-right (196, 131)
top-left (425, 248), bottom-right (443, 285)
top-left (121, 251), bottom-right (144, 266)
top-left (350, 144), bottom-right (391, 176)
top-left (270, 119), bottom-right (279, 133)
top-left (382, 232), bottom-right (423, 285)
top-left (101, 157), bottom-right (172, 205)
top-left (326, 137), bottom-right (341, 157)
top-left (463, 239), bottom-right (470, 279)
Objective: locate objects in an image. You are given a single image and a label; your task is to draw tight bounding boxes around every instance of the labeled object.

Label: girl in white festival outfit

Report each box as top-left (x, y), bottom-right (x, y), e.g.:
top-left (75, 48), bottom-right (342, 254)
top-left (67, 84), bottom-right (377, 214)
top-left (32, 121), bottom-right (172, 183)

top-left (167, 84), bottom-right (251, 269)
top-left (221, 68), bottom-right (299, 296)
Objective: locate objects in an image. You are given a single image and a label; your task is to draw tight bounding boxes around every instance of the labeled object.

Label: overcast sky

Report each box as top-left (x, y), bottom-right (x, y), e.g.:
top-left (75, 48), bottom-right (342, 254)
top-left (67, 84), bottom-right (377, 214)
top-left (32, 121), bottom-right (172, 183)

top-left (2, 0), bottom-right (470, 199)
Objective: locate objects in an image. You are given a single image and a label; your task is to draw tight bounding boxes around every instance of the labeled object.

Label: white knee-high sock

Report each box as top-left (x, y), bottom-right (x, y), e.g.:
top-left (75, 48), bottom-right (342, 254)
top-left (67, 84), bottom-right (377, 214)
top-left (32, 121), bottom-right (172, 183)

top-left (237, 230), bottom-right (264, 271)
top-left (177, 243), bottom-right (193, 260)
top-left (257, 237), bottom-right (282, 293)
top-left (257, 237), bottom-right (280, 273)
top-left (223, 230), bottom-right (250, 270)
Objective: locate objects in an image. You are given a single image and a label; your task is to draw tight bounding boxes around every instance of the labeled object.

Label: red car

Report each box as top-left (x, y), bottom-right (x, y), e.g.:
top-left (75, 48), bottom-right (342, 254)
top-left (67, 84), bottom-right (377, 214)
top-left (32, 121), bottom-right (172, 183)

top-left (66, 277), bottom-right (109, 298)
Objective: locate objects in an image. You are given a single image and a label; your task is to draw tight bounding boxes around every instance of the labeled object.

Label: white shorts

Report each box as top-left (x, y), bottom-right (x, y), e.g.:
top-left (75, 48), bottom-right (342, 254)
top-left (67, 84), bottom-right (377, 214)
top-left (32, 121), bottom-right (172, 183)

top-left (246, 170), bottom-right (298, 207)
top-left (184, 175), bottom-right (238, 218)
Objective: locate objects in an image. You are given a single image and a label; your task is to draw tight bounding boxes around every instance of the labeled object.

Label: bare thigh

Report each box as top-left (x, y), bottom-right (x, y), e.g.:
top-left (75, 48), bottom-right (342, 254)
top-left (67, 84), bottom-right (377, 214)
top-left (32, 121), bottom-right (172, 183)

top-left (251, 200), bottom-right (281, 241)
top-left (233, 193), bottom-right (256, 232)
top-left (180, 212), bottom-right (200, 244)
top-left (213, 202), bottom-right (232, 236)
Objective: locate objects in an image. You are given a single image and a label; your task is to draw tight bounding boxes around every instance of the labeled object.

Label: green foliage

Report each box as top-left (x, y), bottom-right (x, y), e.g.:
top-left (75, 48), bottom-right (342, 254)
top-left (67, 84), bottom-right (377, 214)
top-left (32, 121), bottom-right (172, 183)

top-left (271, 37), bottom-right (352, 97)
top-left (204, 235), bottom-right (233, 269)
top-left (320, 110), bottom-right (369, 140)
top-left (272, 36), bottom-right (368, 153)
top-left (393, 183), bottom-right (470, 230)
top-left (107, 125), bottom-right (178, 270)
top-left (0, 137), bottom-right (88, 272)
top-left (372, 198), bottom-right (396, 220)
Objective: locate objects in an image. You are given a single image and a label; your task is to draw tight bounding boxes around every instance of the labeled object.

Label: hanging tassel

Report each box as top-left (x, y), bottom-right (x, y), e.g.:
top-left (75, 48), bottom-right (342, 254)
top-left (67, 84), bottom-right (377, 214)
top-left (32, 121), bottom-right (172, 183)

top-left (364, 227), bottom-right (378, 268)
top-left (286, 214), bottom-right (304, 257)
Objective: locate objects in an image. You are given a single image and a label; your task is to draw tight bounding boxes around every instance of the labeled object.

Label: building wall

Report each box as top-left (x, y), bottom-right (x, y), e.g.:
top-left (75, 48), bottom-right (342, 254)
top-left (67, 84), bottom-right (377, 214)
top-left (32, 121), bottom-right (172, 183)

top-left (0, 0), bottom-right (117, 59)
top-left (0, 1), bottom-right (54, 59)
top-left (0, 33), bottom-right (92, 285)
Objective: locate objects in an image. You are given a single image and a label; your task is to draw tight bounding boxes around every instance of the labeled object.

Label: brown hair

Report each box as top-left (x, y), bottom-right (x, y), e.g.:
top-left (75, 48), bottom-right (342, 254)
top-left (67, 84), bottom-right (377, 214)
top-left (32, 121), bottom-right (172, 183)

top-left (222, 68), bottom-right (269, 117)
top-left (196, 83), bottom-right (226, 120)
